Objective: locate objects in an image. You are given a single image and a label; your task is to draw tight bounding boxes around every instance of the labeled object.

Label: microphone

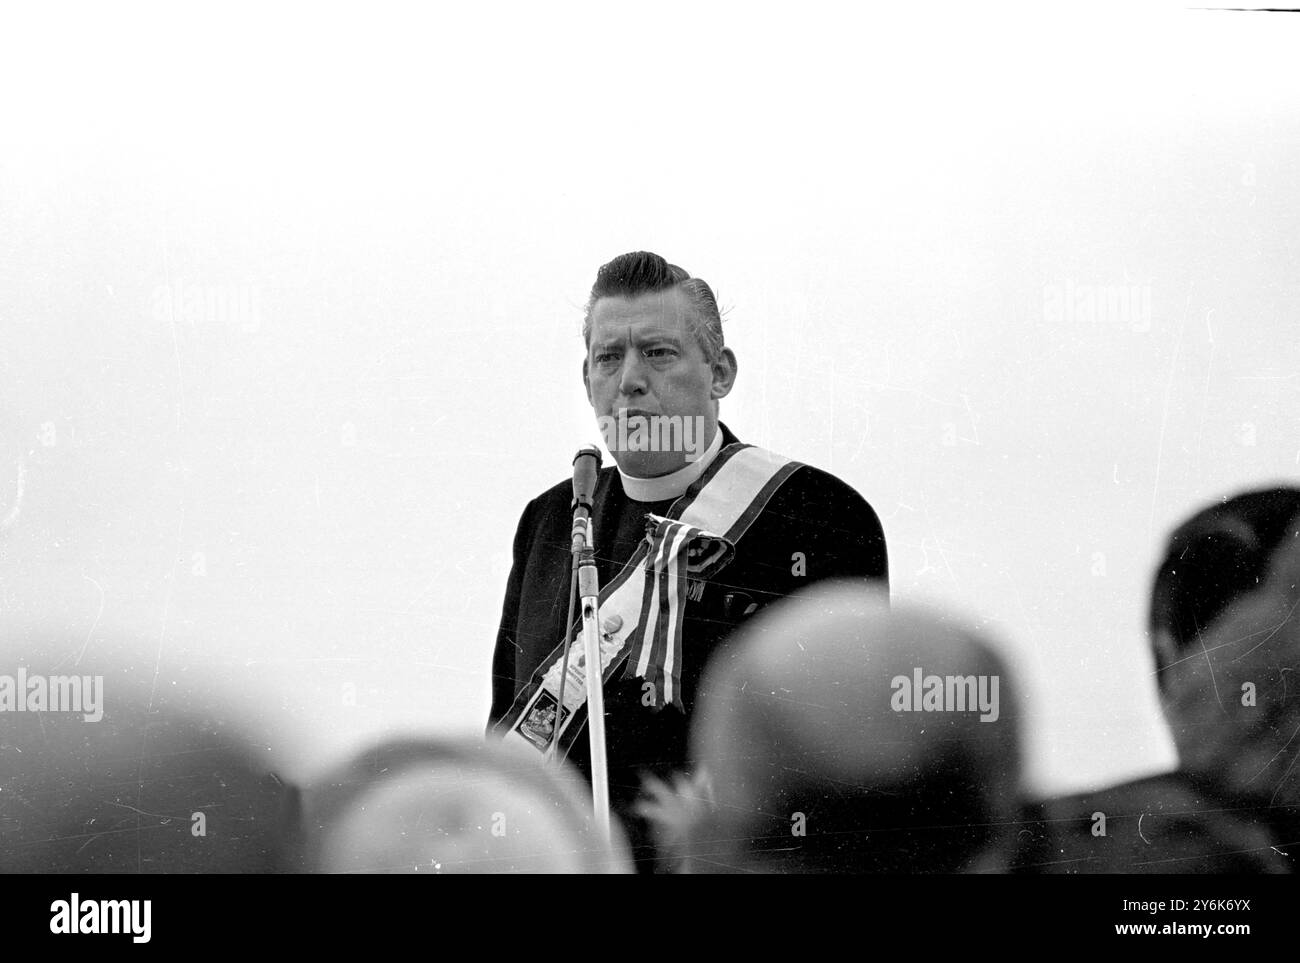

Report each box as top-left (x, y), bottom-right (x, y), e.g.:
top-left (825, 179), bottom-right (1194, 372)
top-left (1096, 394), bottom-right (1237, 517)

top-left (571, 446), bottom-right (602, 553)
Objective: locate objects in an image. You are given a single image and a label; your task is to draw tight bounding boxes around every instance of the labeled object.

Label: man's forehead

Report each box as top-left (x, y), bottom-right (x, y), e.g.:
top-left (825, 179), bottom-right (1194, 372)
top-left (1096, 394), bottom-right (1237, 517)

top-left (589, 288), bottom-right (700, 337)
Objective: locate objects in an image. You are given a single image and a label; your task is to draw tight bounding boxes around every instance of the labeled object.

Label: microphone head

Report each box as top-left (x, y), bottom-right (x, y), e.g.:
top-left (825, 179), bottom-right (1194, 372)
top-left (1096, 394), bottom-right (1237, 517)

top-left (572, 446), bottom-right (602, 508)
top-left (572, 445), bottom-right (603, 470)
top-left (574, 444), bottom-right (603, 467)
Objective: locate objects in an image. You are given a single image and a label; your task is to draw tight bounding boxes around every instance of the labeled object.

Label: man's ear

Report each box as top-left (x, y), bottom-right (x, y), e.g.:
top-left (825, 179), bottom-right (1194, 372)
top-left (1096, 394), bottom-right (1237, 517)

top-left (1152, 627), bottom-right (1179, 674)
top-left (1152, 626), bottom-right (1179, 705)
top-left (582, 357), bottom-right (592, 406)
top-left (710, 348), bottom-right (738, 400)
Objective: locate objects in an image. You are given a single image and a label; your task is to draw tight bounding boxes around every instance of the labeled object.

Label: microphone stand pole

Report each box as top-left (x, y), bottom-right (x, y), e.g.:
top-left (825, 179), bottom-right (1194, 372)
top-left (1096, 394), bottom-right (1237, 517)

top-left (574, 517), bottom-right (610, 840)
top-left (548, 448), bottom-right (610, 841)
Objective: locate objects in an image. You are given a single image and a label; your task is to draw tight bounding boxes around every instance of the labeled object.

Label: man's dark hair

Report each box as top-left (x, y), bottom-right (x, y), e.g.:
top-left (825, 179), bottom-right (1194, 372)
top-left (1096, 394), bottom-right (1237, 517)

top-left (1150, 485), bottom-right (1300, 682)
top-left (582, 251), bottom-right (725, 364)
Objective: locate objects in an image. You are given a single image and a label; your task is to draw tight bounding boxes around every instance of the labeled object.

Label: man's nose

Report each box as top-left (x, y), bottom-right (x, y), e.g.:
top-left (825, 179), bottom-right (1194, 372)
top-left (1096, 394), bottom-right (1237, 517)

top-left (618, 353), bottom-right (648, 396)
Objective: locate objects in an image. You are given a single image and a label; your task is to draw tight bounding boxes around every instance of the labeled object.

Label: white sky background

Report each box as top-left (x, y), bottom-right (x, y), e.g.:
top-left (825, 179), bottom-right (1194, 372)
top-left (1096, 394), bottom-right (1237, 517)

top-left (1, 3), bottom-right (1297, 796)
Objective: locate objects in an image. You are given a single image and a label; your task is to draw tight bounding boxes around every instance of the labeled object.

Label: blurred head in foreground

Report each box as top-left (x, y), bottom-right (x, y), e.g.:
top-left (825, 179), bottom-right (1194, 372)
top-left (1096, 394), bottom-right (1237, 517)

top-left (685, 581), bottom-right (1021, 873)
top-left (299, 737), bottom-right (632, 873)
top-left (1150, 486), bottom-right (1300, 685)
top-left (0, 672), bottom-right (291, 873)
top-left (1157, 493), bottom-right (1300, 846)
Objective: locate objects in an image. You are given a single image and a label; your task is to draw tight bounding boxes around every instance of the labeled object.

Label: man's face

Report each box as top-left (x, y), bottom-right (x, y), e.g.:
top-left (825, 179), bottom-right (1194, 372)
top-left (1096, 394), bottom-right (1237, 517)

top-left (583, 287), bottom-right (736, 478)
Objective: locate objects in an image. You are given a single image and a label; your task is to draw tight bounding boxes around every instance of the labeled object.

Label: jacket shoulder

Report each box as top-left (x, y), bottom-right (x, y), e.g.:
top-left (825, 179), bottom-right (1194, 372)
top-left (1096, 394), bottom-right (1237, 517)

top-left (787, 461), bottom-right (870, 497)
top-left (732, 452), bottom-right (888, 584)
top-left (767, 458), bottom-right (882, 519)
top-left (531, 475), bottom-right (574, 510)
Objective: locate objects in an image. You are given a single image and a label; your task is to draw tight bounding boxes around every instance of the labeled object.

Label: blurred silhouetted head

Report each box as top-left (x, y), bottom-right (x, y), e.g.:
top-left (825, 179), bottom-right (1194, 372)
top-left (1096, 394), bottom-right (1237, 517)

top-left (0, 676), bottom-right (292, 873)
top-left (1150, 486), bottom-right (1300, 688)
top-left (297, 737), bottom-right (632, 873)
top-left (1161, 504), bottom-right (1300, 847)
top-left (685, 582), bottom-right (1022, 873)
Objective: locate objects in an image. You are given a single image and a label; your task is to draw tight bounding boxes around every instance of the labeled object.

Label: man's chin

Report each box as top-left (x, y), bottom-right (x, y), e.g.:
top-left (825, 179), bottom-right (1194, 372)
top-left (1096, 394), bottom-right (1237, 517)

top-left (611, 450), bottom-right (688, 479)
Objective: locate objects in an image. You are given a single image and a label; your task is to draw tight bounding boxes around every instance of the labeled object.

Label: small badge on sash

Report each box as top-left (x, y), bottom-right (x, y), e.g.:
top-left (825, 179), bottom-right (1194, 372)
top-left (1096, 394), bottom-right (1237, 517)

top-left (517, 691), bottom-right (570, 752)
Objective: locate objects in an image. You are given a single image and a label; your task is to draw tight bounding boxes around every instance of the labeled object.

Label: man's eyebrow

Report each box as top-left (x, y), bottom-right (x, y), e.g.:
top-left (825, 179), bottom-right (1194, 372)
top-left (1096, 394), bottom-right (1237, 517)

top-left (591, 331), bottom-right (684, 351)
top-left (633, 331), bottom-right (683, 345)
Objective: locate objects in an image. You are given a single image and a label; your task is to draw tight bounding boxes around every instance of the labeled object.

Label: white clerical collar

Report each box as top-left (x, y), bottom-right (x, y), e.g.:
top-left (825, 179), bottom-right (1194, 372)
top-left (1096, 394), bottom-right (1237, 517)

top-left (618, 428), bottom-right (725, 503)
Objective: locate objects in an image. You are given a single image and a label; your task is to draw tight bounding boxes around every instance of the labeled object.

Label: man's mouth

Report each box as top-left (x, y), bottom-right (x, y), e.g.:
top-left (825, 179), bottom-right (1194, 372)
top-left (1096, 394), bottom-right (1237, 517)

top-left (618, 409), bottom-right (658, 422)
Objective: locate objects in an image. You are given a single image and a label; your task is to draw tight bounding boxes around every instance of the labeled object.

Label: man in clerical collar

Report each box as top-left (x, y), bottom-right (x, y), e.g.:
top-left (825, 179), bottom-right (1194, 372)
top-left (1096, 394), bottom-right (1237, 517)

top-left (582, 254), bottom-right (735, 498)
top-left (489, 251), bottom-right (889, 871)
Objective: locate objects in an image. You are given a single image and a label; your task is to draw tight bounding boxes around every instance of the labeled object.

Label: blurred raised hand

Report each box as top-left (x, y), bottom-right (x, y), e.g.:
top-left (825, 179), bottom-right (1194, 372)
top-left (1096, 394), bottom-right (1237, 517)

top-left (633, 767), bottom-right (714, 872)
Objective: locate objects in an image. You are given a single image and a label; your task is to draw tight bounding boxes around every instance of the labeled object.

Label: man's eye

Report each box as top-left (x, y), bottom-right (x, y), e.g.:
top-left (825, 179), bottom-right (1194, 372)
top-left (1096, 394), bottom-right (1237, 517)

top-left (645, 348), bottom-right (677, 360)
top-left (594, 352), bottom-right (619, 364)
